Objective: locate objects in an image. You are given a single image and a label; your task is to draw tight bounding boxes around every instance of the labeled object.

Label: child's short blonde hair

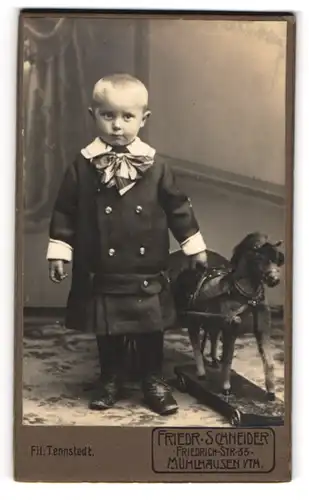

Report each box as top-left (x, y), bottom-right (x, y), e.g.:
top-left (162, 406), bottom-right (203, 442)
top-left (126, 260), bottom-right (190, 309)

top-left (92, 73), bottom-right (149, 110)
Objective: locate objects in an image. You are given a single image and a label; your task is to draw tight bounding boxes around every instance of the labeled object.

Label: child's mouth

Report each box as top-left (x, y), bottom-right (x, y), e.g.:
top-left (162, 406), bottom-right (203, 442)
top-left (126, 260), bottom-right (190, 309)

top-left (111, 135), bottom-right (124, 140)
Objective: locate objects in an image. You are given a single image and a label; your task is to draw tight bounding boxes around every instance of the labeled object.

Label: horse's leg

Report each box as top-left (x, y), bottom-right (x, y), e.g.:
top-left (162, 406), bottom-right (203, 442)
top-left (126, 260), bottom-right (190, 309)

top-left (255, 307), bottom-right (275, 400)
top-left (188, 322), bottom-right (205, 378)
top-left (200, 325), bottom-right (208, 356)
top-left (221, 327), bottom-right (237, 395)
top-left (201, 320), bottom-right (221, 367)
top-left (209, 329), bottom-right (221, 367)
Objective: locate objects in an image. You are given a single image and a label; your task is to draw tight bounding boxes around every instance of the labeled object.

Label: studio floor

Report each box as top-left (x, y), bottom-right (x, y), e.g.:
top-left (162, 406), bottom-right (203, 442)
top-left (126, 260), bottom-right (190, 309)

top-left (22, 317), bottom-right (285, 427)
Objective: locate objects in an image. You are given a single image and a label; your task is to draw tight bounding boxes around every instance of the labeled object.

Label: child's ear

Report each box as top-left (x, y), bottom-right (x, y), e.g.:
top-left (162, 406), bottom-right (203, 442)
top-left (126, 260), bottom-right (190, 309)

top-left (140, 110), bottom-right (151, 128)
top-left (88, 107), bottom-right (94, 118)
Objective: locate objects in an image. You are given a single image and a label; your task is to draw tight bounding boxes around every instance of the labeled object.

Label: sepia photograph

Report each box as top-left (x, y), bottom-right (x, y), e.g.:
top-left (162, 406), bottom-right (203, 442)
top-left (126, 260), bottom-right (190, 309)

top-left (21, 14), bottom-right (288, 429)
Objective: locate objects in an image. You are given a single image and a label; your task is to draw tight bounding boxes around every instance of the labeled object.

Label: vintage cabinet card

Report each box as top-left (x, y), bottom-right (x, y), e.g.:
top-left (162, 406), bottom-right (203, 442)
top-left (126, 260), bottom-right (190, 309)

top-left (15, 10), bottom-right (295, 482)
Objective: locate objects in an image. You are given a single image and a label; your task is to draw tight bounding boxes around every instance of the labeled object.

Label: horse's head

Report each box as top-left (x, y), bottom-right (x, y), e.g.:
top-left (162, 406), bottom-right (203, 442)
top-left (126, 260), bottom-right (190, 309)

top-left (230, 232), bottom-right (285, 288)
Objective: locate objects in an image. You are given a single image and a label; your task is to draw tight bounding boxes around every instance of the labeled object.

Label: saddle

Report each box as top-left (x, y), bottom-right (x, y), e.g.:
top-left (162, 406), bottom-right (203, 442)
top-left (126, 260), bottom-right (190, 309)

top-left (173, 266), bottom-right (231, 313)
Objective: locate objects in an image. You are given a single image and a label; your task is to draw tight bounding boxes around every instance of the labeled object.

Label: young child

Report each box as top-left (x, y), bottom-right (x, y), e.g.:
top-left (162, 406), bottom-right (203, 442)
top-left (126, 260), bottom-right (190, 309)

top-left (47, 73), bottom-right (208, 416)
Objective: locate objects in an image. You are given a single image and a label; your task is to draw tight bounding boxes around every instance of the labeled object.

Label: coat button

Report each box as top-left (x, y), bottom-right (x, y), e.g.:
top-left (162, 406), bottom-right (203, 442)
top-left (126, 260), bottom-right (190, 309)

top-left (135, 205), bottom-right (143, 214)
top-left (143, 280), bottom-right (149, 287)
top-left (108, 248), bottom-right (115, 256)
top-left (139, 247), bottom-right (145, 255)
top-left (105, 206), bottom-right (112, 214)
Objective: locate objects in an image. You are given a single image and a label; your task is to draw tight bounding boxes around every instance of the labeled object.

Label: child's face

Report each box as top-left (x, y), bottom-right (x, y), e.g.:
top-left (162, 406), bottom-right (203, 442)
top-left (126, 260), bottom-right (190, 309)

top-left (91, 86), bottom-right (150, 147)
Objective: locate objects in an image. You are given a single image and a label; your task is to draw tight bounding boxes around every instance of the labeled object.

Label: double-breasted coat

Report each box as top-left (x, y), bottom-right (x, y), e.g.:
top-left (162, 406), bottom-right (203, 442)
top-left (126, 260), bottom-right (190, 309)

top-left (48, 139), bottom-right (204, 336)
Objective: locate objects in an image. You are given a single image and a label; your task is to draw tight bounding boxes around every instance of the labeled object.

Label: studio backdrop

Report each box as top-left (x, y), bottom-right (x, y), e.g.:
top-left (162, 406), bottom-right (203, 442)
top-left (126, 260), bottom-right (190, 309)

top-left (22, 17), bottom-right (286, 309)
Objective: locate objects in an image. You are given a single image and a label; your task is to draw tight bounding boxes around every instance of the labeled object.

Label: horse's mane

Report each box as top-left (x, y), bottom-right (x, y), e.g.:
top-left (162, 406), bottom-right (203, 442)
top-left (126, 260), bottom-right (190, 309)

top-left (230, 232), bottom-right (269, 268)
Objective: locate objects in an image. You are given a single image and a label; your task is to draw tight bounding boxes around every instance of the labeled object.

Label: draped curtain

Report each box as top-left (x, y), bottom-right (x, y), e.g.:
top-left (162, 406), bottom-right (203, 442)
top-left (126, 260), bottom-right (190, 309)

top-left (23, 17), bottom-right (137, 231)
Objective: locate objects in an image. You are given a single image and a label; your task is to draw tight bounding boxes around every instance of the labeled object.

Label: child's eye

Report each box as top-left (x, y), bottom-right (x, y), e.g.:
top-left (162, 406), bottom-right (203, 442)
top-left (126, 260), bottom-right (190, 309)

top-left (100, 111), bottom-right (113, 120)
top-left (123, 113), bottom-right (134, 121)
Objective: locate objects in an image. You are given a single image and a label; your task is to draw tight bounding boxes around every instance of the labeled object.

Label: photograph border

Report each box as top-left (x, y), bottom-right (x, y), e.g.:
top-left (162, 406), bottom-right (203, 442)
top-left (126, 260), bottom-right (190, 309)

top-left (14, 9), bottom-right (295, 482)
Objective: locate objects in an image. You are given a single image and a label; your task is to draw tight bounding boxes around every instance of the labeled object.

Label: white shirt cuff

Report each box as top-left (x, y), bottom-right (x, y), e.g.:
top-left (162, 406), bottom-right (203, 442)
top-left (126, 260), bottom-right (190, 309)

top-left (46, 239), bottom-right (73, 262)
top-left (180, 231), bottom-right (207, 256)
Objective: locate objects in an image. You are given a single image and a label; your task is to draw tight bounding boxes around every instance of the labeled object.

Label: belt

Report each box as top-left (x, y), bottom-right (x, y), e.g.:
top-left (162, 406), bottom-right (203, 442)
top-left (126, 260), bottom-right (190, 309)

top-left (91, 272), bottom-right (168, 295)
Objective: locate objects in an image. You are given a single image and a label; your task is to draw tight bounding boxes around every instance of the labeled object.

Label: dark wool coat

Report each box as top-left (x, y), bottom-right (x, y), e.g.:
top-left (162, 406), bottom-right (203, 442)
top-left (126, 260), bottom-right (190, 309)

top-left (49, 153), bottom-right (201, 335)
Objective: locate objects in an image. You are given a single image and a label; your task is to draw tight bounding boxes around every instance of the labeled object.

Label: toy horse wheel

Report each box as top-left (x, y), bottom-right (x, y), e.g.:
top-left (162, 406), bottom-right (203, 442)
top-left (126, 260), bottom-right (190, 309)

top-left (230, 409), bottom-right (241, 427)
top-left (176, 374), bottom-right (187, 393)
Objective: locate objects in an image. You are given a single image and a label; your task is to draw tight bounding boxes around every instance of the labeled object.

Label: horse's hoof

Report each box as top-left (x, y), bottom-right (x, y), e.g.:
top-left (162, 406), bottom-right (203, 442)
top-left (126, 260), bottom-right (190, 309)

top-left (197, 373), bottom-right (206, 380)
top-left (267, 392), bottom-right (276, 401)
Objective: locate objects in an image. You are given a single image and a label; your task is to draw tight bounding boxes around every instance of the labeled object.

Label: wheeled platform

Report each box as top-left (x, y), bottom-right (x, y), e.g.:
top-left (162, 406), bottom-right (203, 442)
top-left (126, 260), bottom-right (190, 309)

top-left (174, 362), bottom-right (284, 427)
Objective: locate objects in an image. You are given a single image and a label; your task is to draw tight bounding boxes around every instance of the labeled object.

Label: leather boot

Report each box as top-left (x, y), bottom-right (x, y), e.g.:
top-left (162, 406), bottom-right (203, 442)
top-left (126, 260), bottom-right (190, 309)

top-left (89, 375), bottom-right (122, 411)
top-left (142, 375), bottom-right (178, 416)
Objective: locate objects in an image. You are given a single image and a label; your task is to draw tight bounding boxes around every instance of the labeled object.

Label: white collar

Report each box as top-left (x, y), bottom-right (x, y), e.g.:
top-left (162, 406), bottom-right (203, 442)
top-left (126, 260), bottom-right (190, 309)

top-left (81, 137), bottom-right (156, 159)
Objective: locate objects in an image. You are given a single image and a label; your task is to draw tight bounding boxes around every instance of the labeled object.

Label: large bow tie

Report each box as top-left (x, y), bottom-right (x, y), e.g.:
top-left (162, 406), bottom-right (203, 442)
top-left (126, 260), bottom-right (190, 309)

top-left (93, 149), bottom-right (154, 196)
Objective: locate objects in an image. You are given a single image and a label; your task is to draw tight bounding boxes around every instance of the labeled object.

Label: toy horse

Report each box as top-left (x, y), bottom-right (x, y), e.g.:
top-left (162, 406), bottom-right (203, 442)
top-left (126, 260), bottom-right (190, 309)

top-left (170, 232), bottom-right (284, 400)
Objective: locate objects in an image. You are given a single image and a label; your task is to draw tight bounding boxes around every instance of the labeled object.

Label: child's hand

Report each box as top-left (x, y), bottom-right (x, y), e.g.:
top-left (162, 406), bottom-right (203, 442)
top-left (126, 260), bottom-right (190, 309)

top-left (189, 251), bottom-right (208, 270)
top-left (49, 260), bottom-right (68, 283)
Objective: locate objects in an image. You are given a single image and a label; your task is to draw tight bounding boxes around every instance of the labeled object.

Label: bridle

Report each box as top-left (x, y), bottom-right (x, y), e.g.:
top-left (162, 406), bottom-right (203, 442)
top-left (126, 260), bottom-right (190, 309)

top-left (232, 278), bottom-right (265, 307)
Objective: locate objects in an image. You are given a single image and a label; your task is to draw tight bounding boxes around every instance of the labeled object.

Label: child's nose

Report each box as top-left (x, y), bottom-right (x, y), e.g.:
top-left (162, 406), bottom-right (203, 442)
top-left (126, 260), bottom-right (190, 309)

top-left (112, 119), bottom-right (122, 130)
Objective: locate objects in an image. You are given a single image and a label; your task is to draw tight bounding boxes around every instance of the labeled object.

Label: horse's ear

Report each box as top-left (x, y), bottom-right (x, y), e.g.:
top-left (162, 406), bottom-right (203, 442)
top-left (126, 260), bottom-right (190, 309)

top-left (274, 240), bottom-right (283, 247)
